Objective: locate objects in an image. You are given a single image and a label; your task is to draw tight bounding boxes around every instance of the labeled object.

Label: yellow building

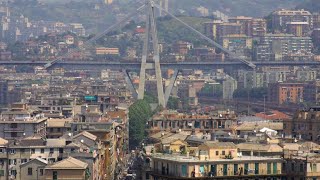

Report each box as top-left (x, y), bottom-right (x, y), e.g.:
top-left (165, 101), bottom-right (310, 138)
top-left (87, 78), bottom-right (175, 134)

top-left (95, 47), bottom-right (119, 55)
top-left (44, 157), bottom-right (88, 180)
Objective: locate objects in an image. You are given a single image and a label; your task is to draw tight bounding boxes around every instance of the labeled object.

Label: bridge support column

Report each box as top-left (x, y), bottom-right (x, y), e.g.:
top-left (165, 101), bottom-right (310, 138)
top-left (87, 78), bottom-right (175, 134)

top-left (123, 69), bottom-right (138, 99)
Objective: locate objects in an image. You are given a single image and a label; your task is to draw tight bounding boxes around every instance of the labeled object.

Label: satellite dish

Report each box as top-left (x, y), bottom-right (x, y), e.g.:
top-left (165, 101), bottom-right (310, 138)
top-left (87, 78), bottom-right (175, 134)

top-left (68, 133), bottom-right (72, 137)
top-left (81, 139), bottom-right (84, 143)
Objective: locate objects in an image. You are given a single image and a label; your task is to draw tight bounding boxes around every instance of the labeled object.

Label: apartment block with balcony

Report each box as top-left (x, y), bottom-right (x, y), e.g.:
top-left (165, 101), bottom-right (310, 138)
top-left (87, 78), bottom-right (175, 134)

top-left (284, 107), bottom-right (320, 142)
top-left (272, 9), bottom-right (313, 33)
top-left (0, 103), bottom-right (47, 139)
top-left (148, 110), bottom-right (237, 135)
top-left (268, 82), bottom-right (304, 105)
top-left (147, 141), bottom-right (284, 179)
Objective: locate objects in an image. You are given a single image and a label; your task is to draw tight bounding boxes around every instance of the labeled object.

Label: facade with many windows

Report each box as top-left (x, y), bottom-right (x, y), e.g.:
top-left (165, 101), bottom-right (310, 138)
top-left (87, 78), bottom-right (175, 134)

top-left (147, 142), bottom-right (283, 179)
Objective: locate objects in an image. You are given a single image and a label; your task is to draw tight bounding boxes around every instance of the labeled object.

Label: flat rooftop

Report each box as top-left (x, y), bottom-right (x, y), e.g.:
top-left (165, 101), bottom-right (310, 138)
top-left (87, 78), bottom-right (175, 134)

top-left (151, 154), bottom-right (282, 163)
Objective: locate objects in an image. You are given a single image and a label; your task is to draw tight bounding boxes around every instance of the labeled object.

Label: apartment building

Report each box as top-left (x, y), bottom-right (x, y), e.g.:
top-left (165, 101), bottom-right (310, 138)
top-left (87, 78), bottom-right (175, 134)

top-left (0, 103), bottom-right (47, 139)
top-left (268, 82), bottom-right (304, 105)
top-left (148, 110), bottom-right (237, 134)
top-left (147, 141), bottom-right (283, 179)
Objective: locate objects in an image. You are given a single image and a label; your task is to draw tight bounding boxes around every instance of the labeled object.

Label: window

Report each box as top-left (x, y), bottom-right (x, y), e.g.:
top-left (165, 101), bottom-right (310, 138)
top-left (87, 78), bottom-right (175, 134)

top-left (10, 123), bottom-right (17, 128)
top-left (223, 164), bottom-right (228, 176)
top-left (0, 170), bottom-right (4, 176)
top-left (234, 164), bottom-right (238, 175)
top-left (9, 149), bottom-right (15, 154)
top-left (0, 149), bottom-right (4, 153)
top-left (10, 170), bottom-right (16, 176)
top-left (21, 159), bottom-right (28, 163)
top-left (41, 149), bottom-right (44, 153)
top-left (11, 132), bottom-right (17, 137)
top-left (50, 148), bottom-right (54, 153)
top-left (273, 163), bottom-right (277, 174)
top-left (31, 149), bottom-right (35, 154)
top-left (21, 149), bottom-right (25, 153)
top-left (216, 151), bottom-right (219, 156)
top-left (57, 128), bottom-right (61, 132)
top-left (28, 168), bottom-right (32, 175)
top-left (267, 163), bottom-right (271, 174)
top-left (312, 164), bottom-right (317, 172)
top-left (53, 171), bottom-right (58, 180)
top-left (244, 163), bottom-right (248, 175)
top-left (300, 163), bottom-right (304, 172)
top-left (255, 163), bottom-right (259, 175)
top-left (40, 169), bottom-right (44, 176)
top-left (222, 151), bottom-right (225, 155)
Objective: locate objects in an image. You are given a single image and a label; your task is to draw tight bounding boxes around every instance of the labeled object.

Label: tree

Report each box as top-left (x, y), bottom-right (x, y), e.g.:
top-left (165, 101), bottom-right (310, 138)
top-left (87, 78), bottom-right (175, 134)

top-left (198, 83), bottom-right (222, 98)
top-left (128, 99), bottom-right (153, 150)
top-left (233, 87), bottom-right (267, 100)
top-left (167, 97), bottom-right (179, 110)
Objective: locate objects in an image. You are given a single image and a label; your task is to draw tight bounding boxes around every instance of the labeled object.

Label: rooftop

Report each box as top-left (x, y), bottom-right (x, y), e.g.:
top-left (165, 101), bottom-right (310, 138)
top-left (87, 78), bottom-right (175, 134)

top-left (151, 154), bottom-right (282, 163)
top-left (45, 157), bottom-right (88, 170)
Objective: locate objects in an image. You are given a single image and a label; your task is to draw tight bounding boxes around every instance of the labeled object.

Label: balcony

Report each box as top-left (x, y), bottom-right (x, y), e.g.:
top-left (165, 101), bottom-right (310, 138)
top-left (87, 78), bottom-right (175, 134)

top-left (149, 170), bottom-right (283, 179)
top-left (4, 128), bottom-right (24, 132)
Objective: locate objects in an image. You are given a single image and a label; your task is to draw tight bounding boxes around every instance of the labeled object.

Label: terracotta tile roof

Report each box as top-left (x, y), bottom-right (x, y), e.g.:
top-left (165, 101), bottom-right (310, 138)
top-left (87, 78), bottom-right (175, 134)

top-left (73, 131), bottom-right (97, 141)
top-left (237, 143), bottom-right (283, 152)
top-left (0, 137), bottom-right (8, 146)
top-left (46, 157), bottom-right (88, 170)
top-left (47, 118), bottom-right (72, 128)
top-left (236, 122), bottom-right (283, 131)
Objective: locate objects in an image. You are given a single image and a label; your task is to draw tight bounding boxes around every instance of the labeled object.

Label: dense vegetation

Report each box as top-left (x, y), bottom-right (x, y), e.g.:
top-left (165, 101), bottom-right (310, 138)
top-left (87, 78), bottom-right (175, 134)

top-left (233, 87), bottom-right (267, 100)
top-left (128, 99), bottom-right (153, 149)
top-left (167, 97), bottom-right (179, 110)
top-left (198, 83), bottom-right (223, 98)
top-left (157, 16), bottom-right (211, 45)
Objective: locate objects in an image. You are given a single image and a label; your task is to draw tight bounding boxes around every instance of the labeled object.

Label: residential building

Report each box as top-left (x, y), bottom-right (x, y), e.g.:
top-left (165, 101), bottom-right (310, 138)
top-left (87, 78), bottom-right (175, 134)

top-left (253, 44), bottom-right (273, 61)
top-left (0, 103), bottom-right (47, 139)
top-left (272, 9), bottom-right (313, 32)
top-left (228, 16), bottom-right (253, 36)
top-left (95, 47), bottom-right (120, 55)
top-left (0, 80), bottom-right (7, 105)
top-left (204, 20), bottom-right (223, 40)
top-left (286, 22), bottom-right (310, 36)
top-left (216, 23), bottom-right (242, 40)
top-left (285, 152), bottom-right (320, 179)
top-left (147, 141), bottom-right (283, 179)
top-left (260, 34), bottom-right (313, 61)
top-left (251, 18), bottom-right (267, 37)
top-left (46, 118), bottom-right (72, 138)
top-left (20, 158), bottom-right (47, 180)
top-left (243, 71), bottom-right (265, 88)
top-left (313, 13), bottom-right (320, 29)
top-left (220, 35), bottom-right (252, 56)
top-left (265, 71), bottom-right (288, 84)
top-left (297, 69), bottom-right (317, 81)
top-left (284, 106), bottom-right (320, 141)
top-left (268, 82), bottom-right (304, 104)
top-left (147, 110), bottom-right (237, 135)
top-left (172, 41), bottom-right (193, 55)
top-left (44, 157), bottom-right (89, 180)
